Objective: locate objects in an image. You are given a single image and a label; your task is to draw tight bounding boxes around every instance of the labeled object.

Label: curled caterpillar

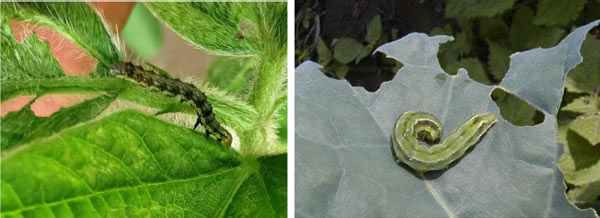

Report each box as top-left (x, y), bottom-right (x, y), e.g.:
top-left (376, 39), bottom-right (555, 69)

top-left (110, 62), bottom-right (232, 147)
top-left (391, 111), bottom-right (497, 172)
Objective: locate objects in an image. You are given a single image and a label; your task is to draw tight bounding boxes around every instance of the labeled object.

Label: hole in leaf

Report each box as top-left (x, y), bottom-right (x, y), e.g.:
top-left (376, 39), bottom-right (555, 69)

top-left (320, 52), bottom-right (400, 92)
top-left (491, 88), bottom-right (544, 126)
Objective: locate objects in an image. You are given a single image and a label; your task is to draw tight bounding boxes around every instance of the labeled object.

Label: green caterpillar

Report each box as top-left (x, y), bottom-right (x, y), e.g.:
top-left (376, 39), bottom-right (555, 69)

top-left (110, 62), bottom-right (232, 147)
top-left (391, 111), bottom-right (498, 172)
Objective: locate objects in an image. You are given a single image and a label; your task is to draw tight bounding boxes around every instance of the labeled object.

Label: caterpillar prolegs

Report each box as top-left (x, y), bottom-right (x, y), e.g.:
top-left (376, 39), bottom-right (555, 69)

top-left (110, 62), bottom-right (232, 147)
top-left (391, 111), bottom-right (498, 172)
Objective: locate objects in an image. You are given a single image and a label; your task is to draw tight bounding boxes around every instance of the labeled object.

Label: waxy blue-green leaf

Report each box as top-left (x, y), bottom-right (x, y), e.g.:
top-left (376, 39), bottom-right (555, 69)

top-left (295, 20), bottom-right (600, 217)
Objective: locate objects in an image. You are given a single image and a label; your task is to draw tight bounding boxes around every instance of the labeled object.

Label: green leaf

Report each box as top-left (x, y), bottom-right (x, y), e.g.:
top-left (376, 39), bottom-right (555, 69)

top-left (1, 2), bottom-right (122, 71)
top-left (1, 77), bottom-right (128, 102)
top-left (1, 2), bottom-right (286, 216)
top-left (295, 20), bottom-right (600, 217)
top-left (1, 95), bottom-right (116, 151)
top-left (445, 0), bottom-right (517, 18)
top-left (487, 40), bottom-right (511, 82)
top-left (479, 17), bottom-right (509, 41)
top-left (437, 32), bottom-right (470, 73)
top-left (569, 115), bottom-right (600, 146)
top-left (143, 61), bottom-right (172, 79)
top-left (146, 2), bottom-right (287, 156)
top-left (333, 38), bottom-right (365, 64)
top-left (365, 15), bottom-right (382, 45)
top-left (205, 56), bottom-right (257, 96)
top-left (534, 0), bottom-right (587, 26)
top-left (355, 44), bottom-right (373, 65)
top-left (145, 2), bottom-right (286, 56)
top-left (122, 3), bottom-right (163, 59)
top-left (562, 95), bottom-right (600, 115)
top-left (430, 24), bottom-right (453, 36)
top-left (560, 130), bottom-right (600, 204)
top-left (1, 110), bottom-right (286, 217)
top-left (1, 15), bottom-right (64, 80)
top-left (445, 57), bottom-right (492, 85)
top-left (273, 96), bottom-right (288, 152)
top-left (327, 61), bottom-right (350, 78)
top-left (528, 27), bottom-right (566, 49)
top-left (316, 37), bottom-right (333, 66)
top-left (509, 7), bottom-right (565, 51)
top-left (491, 88), bottom-right (544, 126)
top-left (566, 34), bottom-right (600, 94)
top-left (257, 154), bottom-right (287, 217)
top-left (1, 77), bottom-right (258, 148)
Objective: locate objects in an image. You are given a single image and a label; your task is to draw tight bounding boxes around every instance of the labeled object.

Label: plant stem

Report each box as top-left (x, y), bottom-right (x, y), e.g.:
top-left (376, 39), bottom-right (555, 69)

top-left (242, 7), bottom-right (286, 155)
top-left (250, 50), bottom-right (286, 115)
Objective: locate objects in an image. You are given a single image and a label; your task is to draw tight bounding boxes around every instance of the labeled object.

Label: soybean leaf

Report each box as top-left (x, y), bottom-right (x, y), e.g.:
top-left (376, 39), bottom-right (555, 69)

top-left (145, 2), bottom-right (286, 56)
top-left (1, 77), bottom-right (257, 154)
top-left (1, 5), bottom-right (257, 151)
top-left (277, 101), bottom-right (288, 149)
top-left (1, 2), bottom-right (121, 74)
top-left (1, 110), bottom-right (286, 217)
top-left (0, 15), bottom-right (64, 79)
top-left (295, 20), bottom-right (600, 217)
top-left (205, 56), bottom-right (257, 96)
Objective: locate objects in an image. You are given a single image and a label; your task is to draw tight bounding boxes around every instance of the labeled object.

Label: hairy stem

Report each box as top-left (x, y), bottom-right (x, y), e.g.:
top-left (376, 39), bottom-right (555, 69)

top-left (242, 5), bottom-right (286, 156)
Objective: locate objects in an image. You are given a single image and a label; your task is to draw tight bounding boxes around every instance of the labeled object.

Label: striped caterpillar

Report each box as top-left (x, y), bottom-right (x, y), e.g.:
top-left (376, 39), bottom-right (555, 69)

top-left (391, 111), bottom-right (497, 172)
top-left (110, 62), bottom-right (232, 147)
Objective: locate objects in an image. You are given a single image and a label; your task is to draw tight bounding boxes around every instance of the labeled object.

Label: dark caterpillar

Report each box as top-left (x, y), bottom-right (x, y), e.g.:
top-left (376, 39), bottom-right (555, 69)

top-left (110, 62), bottom-right (232, 147)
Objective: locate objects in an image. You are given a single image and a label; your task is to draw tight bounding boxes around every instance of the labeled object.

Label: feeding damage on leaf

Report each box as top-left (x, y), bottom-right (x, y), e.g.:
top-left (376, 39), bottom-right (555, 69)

top-left (110, 62), bottom-right (232, 147)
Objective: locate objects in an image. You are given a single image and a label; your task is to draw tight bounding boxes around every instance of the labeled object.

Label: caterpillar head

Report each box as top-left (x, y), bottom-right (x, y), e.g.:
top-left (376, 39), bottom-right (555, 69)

top-left (109, 62), bottom-right (135, 77)
top-left (223, 131), bottom-right (233, 147)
